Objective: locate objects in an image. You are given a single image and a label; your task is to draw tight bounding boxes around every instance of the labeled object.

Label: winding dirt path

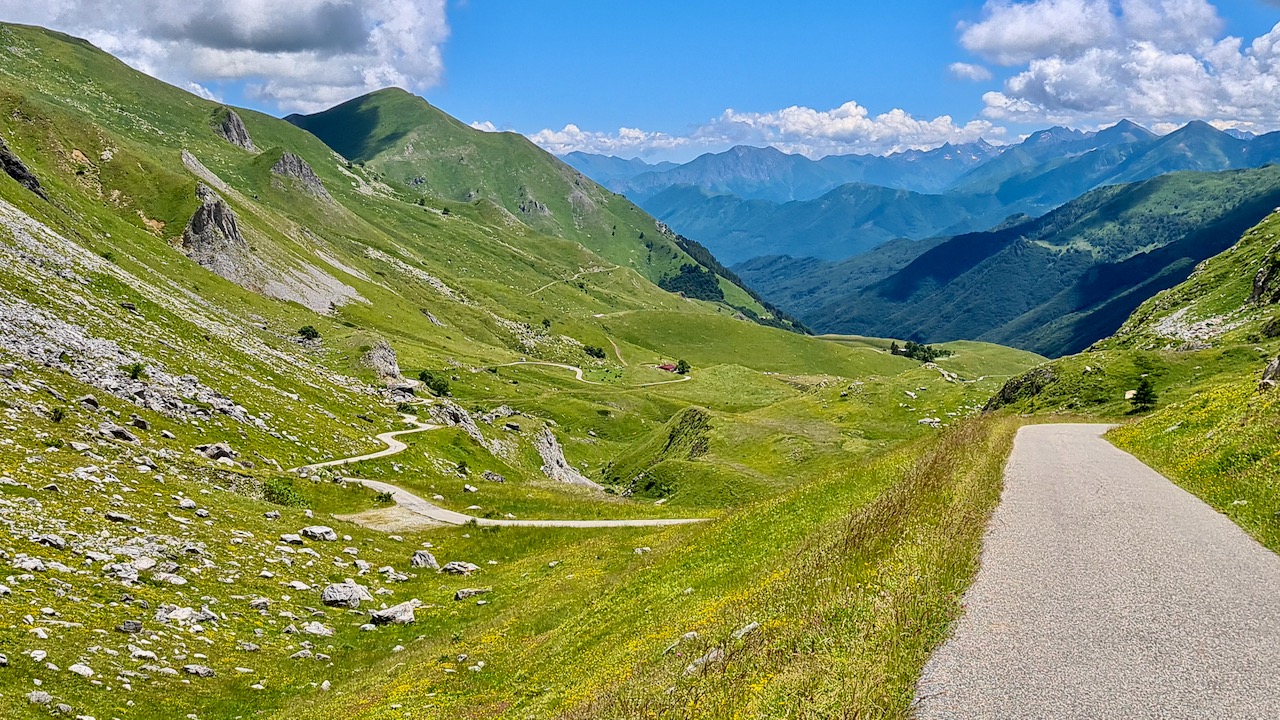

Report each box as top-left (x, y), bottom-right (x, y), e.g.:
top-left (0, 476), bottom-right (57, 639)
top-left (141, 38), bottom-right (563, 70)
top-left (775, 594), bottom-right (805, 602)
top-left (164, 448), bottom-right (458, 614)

top-left (497, 360), bottom-right (691, 387)
top-left (301, 410), bottom-right (707, 530)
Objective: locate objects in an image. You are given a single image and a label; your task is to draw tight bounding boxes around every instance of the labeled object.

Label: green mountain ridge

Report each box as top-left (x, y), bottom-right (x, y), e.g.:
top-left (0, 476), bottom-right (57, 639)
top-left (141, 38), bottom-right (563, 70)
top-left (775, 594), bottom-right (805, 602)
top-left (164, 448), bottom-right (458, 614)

top-left (626, 120), bottom-right (1280, 265)
top-left (739, 165), bottom-right (1280, 357)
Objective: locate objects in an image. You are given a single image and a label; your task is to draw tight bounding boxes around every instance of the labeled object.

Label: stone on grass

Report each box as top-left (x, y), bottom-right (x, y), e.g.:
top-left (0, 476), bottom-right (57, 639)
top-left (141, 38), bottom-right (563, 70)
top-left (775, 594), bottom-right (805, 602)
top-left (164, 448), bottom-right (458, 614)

top-left (440, 561), bottom-right (480, 576)
top-left (371, 599), bottom-right (422, 626)
top-left (321, 580), bottom-right (373, 609)
top-left (300, 526), bottom-right (338, 542)
top-left (183, 664), bottom-right (216, 677)
top-left (410, 550), bottom-right (439, 570)
top-left (454, 588), bottom-right (491, 601)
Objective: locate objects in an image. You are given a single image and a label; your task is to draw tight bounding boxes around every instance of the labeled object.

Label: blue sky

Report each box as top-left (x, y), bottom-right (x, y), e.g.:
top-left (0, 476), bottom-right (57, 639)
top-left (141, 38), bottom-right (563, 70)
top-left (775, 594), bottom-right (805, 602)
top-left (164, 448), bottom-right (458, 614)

top-left (3, 0), bottom-right (1279, 160)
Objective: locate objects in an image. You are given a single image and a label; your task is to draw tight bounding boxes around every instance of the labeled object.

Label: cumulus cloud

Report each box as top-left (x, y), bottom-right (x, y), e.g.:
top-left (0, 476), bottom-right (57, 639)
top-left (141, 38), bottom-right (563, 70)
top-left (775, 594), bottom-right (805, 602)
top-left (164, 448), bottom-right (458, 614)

top-left (519, 101), bottom-right (1005, 160)
top-left (949, 62), bottom-right (994, 81)
top-left (0, 0), bottom-right (450, 113)
top-left (961, 0), bottom-right (1280, 130)
top-left (526, 124), bottom-right (691, 157)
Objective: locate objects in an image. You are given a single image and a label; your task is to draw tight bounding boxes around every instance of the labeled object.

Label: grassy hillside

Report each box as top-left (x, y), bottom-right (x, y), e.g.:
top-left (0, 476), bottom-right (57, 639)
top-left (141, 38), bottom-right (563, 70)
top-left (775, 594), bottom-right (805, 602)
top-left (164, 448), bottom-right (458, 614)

top-left (0, 22), bottom-right (1043, 720)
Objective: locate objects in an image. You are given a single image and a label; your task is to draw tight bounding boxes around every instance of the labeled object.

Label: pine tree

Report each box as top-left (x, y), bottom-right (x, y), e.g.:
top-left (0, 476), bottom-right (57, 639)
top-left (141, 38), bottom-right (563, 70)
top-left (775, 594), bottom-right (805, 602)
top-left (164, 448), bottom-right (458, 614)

top-left (1132, 377), bottom-right (1157, 410)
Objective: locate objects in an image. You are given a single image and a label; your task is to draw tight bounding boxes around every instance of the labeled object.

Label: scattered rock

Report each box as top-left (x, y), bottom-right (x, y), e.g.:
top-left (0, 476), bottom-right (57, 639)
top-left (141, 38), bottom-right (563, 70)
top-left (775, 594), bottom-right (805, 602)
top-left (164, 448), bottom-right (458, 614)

top-left (482, 470), bottom-right (506, 483)
top-left (454, 587), bottom-right (491, 601)
top-left (321, 580), bottom-right (373, 609)
top-left (410, 550), bottom-right (439, 570)
top-left (68, 663), bottom-right (94, 678)
top-left (440, 561), bottom-right (480, 576)
top-left (371, 599), bottom-right (422, 625)
top-left (684, 647), bottom-right (725, 676)
top-left (302, 621), bottom-right (334, 637)
top-left (300, 526), bottom-right (338, 542)
top-left (731, 621), bottom-right (760, 640)
top-left (100, 424), bottom-right (139, 443)
top-left (183, 664), bottom-right (216, 677)
top-left (1260, 356), bottom-right (1280, 391)
top-left (117, 620), bottom-right (143, 634)
top-left (76, 394), bottom-right (100, 410)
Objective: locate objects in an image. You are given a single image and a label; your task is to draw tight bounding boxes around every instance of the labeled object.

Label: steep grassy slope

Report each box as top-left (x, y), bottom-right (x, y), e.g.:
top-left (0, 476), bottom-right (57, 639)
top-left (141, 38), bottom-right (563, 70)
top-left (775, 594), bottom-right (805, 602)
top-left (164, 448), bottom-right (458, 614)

top-left (750, 166), bottom-right (1280, 357)
top-left (0, 22), bottom-right (1043, 720)
top-left (288, 90), bottom-right (703, 287)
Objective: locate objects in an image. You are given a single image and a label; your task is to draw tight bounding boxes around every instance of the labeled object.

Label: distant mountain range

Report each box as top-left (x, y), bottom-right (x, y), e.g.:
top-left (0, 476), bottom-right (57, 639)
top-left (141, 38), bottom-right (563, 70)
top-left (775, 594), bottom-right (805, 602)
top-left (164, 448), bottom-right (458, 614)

top-left (566, 120), bottom-right (1280, 264)
top-left (737, 164), bottom-right (1280, 357)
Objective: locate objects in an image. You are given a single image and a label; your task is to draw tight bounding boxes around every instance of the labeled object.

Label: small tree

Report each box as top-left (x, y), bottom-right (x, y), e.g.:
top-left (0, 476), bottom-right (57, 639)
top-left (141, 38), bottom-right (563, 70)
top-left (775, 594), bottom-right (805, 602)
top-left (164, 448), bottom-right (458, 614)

top-left (675, 359), bottom-right (691, 375)
top-left (541, 318), bottom-right (552, 330)
top-left (584, 345), bottom-right (606, 360)
top-left (1131, 377), bottom-right (1157, 411)
top-left (298, 325), bottom-right (320, 341)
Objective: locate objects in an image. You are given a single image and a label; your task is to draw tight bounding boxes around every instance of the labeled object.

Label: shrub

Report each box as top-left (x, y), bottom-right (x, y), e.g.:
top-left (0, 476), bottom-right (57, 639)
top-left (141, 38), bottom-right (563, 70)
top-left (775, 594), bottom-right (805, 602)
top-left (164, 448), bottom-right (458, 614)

top-left (50, 406), bottom-right (67, 423)
top-left (457, 460), bottom-right (469, 475)
top-left (262, 478), bottom-right (308, 507)
top-left (418, 369), bottom-right (451, 397)
top-left (298, 325), bottom-right (320, 341)
top-left (584, 345), bottom-right (607, 360)
top-left (125, 362), bottom-right (146, 380)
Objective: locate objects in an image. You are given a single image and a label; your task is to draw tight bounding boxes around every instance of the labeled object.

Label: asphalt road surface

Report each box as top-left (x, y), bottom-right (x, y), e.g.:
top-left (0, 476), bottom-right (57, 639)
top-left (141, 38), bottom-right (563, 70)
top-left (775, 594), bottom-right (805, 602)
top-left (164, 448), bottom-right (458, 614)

top-left (914, 424), bottom-right (1280, 719)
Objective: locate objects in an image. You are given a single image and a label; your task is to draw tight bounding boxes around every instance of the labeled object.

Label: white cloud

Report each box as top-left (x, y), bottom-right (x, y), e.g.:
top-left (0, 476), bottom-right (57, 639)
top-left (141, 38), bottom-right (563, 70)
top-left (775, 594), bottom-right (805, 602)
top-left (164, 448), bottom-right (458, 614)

top-left (949, 62), bottom-right (994, 81)
top-left (526, 124), bottom-right (691, 157)
top-left (521, 102), bottom-right (1006, 160)
top-left (0, 1), bottom-right (450, 113)
top-left (961, 0), bottom-right (1280, 130)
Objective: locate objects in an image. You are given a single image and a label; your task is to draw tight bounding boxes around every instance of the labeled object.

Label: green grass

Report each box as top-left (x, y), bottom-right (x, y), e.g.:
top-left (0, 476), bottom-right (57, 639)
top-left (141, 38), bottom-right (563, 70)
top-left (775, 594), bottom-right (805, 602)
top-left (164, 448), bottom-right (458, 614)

top-left (1109, 368), bottom-right (1280, 552)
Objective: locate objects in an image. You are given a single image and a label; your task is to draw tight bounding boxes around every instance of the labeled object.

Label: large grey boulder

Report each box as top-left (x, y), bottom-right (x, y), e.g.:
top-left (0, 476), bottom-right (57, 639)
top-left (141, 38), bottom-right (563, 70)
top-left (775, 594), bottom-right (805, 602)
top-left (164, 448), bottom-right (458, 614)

top-left (410, 550), bottom-right (439, 570)
top-left (534, 427), bottom-right (600, 489)
top-left (362, 339), bottom-right (402, 383)
top-left (182, 184), bottom-right (247, 277)
top-left (271, 152), bottom-right (331, 200)
top-left (300, 525), bottom-right (338, 541)
top-left (370, 598), bottom-right (422, 625)
top-left (1261, 356), bottom-right (1280, 391)
top-left (321, 580), bottom-right (373, 608)
top-left (214, 107), bottom-right (257, 152)
top-left (0, 136), bottom-right (46, 200)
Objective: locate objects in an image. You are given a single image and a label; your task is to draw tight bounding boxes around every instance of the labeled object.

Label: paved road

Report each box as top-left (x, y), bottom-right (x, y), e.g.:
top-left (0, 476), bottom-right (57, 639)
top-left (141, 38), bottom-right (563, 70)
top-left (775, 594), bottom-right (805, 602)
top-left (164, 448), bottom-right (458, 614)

top-left (296, 413), bottom-right (708, 529)
top-left (914, 424), bottom-right (1280, 719)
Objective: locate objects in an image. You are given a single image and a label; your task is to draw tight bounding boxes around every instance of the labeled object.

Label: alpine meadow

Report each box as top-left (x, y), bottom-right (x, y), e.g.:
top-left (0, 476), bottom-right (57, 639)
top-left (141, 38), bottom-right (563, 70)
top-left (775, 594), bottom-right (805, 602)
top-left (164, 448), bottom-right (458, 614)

top-left (1, 3), bottom-right (1280, 719)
